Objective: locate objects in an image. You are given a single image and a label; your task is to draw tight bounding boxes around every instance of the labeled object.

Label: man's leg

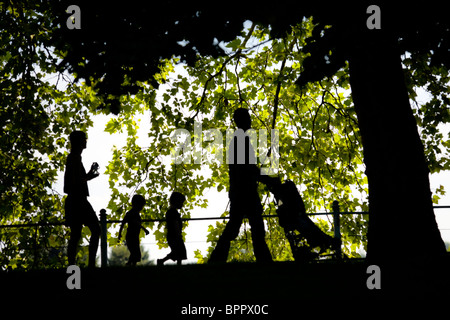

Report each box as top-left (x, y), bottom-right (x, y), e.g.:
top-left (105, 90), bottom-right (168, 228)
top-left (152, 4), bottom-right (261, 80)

top-left (68, 223), bottom-right (82, 265)
top-left (248, 214), bottom-right (272, 262)
top-left (84, 201), bottom-right (100, 268)
top-left (208, 213), bottom-right (243, 263)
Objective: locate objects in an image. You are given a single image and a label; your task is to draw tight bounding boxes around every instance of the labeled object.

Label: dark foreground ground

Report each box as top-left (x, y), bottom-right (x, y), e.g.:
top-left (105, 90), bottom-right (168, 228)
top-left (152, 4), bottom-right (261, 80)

top-left (1, 257), bottom-right (449, 314)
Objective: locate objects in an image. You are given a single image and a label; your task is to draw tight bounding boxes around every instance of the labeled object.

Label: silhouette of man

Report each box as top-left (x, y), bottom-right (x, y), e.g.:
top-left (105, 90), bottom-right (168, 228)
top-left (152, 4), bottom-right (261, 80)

top-left (64, 130), bottom-right (101, 267)
top-left (209, 108), bottom-right (272, 263)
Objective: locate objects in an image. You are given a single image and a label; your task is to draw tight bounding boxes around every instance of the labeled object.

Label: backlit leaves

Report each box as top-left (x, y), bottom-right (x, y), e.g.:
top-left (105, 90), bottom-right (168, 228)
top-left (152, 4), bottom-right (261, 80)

top-left (3, 4), bottom-right (450, 269)
top-left (106, 20), bottom-right (369, 261)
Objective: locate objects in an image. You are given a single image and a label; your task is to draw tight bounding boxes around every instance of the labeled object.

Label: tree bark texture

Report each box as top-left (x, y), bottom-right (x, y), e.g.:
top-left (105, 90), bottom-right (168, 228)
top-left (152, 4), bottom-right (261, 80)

top-left (348, 32), bottom-right (446, 259)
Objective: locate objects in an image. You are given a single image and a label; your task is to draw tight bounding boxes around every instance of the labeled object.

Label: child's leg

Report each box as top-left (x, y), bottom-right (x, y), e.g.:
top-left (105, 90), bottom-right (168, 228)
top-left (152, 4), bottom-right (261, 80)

top-left (127, 236), bottom-right (141, 266)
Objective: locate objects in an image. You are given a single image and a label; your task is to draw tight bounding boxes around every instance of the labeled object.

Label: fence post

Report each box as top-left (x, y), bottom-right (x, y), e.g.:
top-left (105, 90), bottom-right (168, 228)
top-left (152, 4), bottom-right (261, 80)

top-left (99, 209), bottom-right (108, 268)
top-left (332, 200), bottom-right (342, 259)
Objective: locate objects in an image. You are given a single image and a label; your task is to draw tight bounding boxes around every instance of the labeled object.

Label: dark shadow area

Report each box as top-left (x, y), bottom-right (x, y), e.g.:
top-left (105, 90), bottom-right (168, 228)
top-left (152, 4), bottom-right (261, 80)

top-left (1, 257), bottom-right (449, 304)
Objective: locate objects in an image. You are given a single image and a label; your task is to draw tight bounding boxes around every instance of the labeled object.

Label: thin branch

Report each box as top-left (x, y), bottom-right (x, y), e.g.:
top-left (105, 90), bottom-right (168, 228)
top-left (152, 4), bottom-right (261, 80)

top-left (191, 22), bottom-right (256, 119)
top-left (271, 57), bottom-right (286, 130)
top-left (235, 57), bottom-right (242, 103)
top-left (307, 90), bottom-right (326, 154)
top-left (271, 39), bottom-right (295, 131)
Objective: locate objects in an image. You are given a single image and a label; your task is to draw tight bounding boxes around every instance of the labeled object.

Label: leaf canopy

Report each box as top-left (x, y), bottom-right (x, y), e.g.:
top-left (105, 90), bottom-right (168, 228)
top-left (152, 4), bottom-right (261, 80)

top-left (1, 2), bottom-right (450, 268)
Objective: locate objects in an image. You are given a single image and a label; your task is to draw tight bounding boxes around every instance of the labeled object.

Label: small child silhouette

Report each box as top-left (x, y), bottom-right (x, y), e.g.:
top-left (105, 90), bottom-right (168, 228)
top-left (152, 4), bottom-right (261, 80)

top-left (118, 194), bottom-right (149, 266)
top-left (157, 192), bottom-right (187, 266)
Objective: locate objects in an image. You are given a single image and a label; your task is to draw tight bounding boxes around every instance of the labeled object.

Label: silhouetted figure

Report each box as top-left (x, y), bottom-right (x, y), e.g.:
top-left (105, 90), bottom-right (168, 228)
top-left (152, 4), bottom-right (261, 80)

top-left (268, 178), bottom-right (340, 261)
top-left (118, 194), bottom-right (149, 266)
top-left (208, 108), bottom-right (272, 263)
top-left (64, 130), bottom-right (101, 267)
top-left (157, 192), bottom-right (187, 266)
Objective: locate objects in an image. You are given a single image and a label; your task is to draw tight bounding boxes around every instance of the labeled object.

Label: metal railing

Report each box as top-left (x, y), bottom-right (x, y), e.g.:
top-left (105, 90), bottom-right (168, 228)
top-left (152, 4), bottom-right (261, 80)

top-left (2, 202), bottom-right (449, 268)
top-left (98, 200), bottom-right (364, 266)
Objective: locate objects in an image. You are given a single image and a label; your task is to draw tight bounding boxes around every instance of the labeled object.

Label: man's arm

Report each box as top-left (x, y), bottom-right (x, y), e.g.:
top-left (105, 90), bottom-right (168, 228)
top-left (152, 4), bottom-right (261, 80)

top-left (86, 163), bottom-right (99, 181)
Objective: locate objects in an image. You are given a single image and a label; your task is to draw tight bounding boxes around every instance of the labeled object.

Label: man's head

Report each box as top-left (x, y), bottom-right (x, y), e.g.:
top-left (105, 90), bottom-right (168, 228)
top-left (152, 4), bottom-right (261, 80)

top-left (69, 130), bottom-right (87, 153)
top-left (233, 108), bottom-right (251, 131)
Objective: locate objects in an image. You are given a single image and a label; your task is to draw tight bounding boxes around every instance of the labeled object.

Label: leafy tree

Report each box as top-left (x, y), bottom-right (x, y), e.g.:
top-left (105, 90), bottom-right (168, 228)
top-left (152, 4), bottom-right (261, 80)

top-left (0, 1), bottom-right (100, 269)
top-left (1, 2), bottom-right (449, 269)
top-left (294, 3), bottom-right (450, 258)
top-left (171, 20), bottom-right (368, 260)
top-left (49, 1), bottom-right (450, 259)
top-left (97, 19), bottom-right (369, 261)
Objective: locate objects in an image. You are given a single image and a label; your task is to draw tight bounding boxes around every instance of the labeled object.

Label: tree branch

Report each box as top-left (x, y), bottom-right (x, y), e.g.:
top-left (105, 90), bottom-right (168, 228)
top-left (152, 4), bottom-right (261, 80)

top-left (191, 22), bottom-right (256, 118)
top-left (271, 39), bottom-right (295, 130)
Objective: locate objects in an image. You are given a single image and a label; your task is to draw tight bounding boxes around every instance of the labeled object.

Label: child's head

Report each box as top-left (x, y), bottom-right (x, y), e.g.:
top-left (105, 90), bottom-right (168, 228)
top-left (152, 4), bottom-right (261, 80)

top-left (170, 192), bottom-right (186, 209)
top-left (131, 194), bottom-right (146, 211)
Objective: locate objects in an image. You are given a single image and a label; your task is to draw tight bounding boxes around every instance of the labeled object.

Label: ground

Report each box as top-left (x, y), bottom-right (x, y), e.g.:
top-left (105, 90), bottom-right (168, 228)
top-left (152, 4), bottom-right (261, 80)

top-left (1, 257), bottom-right (449, 313)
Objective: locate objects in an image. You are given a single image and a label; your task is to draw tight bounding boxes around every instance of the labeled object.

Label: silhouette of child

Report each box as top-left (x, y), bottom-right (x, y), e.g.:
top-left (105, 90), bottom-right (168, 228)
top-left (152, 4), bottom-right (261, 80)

top-left (157, 192), bottom-right (187, 266)
top-left (118, 194), bottom-right (149, 266)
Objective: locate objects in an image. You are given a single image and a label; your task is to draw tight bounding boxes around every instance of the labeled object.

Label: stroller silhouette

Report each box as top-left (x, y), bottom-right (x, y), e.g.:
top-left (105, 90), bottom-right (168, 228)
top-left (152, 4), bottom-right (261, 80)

top-left (268, 178), bottom-right (341, 261)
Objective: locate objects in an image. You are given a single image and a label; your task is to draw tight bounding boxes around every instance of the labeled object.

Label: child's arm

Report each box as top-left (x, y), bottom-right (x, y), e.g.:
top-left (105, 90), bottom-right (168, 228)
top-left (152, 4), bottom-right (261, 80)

top-left (118, 213), bottom-right (128, 241)
top-left (175, 218), bottom-right (182, 237)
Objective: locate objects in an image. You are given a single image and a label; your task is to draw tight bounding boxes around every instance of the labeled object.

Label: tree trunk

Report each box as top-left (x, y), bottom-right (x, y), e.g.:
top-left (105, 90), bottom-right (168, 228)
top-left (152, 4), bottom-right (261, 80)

top-left (348, 32), bottom-right (446, 259)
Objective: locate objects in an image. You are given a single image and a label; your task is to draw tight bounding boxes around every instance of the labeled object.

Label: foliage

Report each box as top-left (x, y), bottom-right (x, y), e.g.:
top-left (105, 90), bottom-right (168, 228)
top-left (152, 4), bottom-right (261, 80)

top-left (403, 51), bottom-right (450, 175)
top-left (84, 18), bottom-right (450, 261)
top-left (51, 0), bottom-right (248, 110)
top-left (2, 3), bottom-right (450, 269)
top-left (103, 20), bottom-right (369, 261)
top-left (0, 1), bottom-right (100, 269)
top-left (108, 244), bottom-right (153, 266)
